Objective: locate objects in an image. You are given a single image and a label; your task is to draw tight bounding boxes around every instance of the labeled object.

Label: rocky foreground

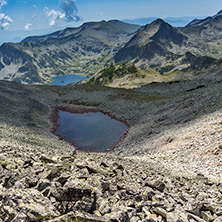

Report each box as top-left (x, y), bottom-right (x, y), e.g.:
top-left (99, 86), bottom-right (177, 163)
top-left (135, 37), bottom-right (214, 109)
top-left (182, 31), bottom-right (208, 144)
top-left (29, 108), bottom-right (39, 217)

top-left (0, 72), bottom-right (222, 221)
top-left (1, 126), bottom-right (222, 222)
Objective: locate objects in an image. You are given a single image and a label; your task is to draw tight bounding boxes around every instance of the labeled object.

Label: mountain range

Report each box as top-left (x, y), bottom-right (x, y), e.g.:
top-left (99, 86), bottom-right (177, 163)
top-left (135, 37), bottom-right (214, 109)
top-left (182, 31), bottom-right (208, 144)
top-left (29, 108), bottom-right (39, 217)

top-left (0, 20), bottom-right (139, 83)
top-left (123, 16), bottom-right (205, 27)
top-left (115, 11), bottom-right (222, 73)
top-left (1, 10), bottom-right (222, 84)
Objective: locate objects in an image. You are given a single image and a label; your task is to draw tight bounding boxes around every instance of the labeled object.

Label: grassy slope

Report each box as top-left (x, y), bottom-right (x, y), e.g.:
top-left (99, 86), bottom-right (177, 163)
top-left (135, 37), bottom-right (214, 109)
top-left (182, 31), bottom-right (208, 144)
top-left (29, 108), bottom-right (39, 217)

top-left (86, 62), bottom-right (216, 89)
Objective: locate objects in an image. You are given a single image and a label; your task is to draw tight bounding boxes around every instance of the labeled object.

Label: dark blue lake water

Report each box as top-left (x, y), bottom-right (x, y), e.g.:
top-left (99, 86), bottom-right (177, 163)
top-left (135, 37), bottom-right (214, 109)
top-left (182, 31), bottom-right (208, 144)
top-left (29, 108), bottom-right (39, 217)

top-left (56, 111), bottom-right (128, 152)
top-left (47, 74), bottom-right (87, 86)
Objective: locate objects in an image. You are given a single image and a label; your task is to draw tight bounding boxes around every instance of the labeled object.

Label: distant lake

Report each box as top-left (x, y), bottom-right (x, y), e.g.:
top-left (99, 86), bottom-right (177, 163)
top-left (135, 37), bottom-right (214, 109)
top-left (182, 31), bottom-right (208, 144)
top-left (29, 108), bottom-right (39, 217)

top-left (47, 74), bottom-right (88, 86)
top-left (55, 110), bottom-right (128, 152)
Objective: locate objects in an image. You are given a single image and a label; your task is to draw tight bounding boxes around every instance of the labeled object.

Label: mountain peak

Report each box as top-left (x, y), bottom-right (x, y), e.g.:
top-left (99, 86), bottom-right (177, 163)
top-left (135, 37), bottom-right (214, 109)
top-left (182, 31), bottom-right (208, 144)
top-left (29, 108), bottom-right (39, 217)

top-left (142, 18), bottom-right (170, 34)
top-left (144, 18), bottom-right (169, 29)
top-left (152, 18), bottom-right (166, 25)
top-left (217, 9), bottom-right (222, 15)
top-left (140, 18), bottom-right (186, 45)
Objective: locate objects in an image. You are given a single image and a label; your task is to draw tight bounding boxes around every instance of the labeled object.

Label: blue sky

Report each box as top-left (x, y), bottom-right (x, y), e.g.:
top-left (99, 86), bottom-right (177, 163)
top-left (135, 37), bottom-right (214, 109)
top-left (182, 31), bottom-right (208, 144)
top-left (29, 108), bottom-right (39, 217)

top-left (0, 0), bottom-right (222, 43)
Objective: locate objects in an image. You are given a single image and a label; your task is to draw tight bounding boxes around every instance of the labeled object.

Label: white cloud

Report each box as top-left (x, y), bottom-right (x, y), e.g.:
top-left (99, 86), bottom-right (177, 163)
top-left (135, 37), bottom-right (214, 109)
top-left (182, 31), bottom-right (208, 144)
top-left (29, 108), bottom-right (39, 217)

top-left (0, 0), bottom-right (7, 9)
top-left (44, 7), bottom-right (65, 26)
top-left (44, 0), bottom-right (82, 26)
top-left (0, 13), bottom-right (13, 30)
top-left (24, 23), bottom-right (32, 30)
top-left (59, 0), bottom-right (81, 22)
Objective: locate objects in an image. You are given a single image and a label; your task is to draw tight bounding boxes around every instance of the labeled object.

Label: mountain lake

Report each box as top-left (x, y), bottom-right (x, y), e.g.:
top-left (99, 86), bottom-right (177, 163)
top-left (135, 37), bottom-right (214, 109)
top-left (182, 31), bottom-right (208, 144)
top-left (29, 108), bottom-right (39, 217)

top-left (47, 74), bottom-right (88, 86)
top-left (55, 110), bottom-right (129, 152)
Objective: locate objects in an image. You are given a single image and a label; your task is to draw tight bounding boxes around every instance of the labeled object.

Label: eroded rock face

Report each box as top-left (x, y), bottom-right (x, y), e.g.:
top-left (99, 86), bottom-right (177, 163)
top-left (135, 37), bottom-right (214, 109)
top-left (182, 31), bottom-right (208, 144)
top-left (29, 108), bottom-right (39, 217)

top-left (0, 148), bottom-right (222, 222)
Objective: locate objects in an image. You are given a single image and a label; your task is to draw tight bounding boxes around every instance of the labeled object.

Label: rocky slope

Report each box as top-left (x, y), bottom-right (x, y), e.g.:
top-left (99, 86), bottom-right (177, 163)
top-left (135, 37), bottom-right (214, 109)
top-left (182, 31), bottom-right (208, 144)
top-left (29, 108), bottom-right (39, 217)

top-left (0, 20), bottom-right (140, 84)
top-left (0, 63), bottom-right (222, 220)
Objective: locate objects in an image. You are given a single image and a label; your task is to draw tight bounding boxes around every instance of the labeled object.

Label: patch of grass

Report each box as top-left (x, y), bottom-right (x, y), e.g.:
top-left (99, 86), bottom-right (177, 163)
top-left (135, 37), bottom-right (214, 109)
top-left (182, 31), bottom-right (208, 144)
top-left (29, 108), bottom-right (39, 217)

top-left (88, 63), bottom-right (144, 85)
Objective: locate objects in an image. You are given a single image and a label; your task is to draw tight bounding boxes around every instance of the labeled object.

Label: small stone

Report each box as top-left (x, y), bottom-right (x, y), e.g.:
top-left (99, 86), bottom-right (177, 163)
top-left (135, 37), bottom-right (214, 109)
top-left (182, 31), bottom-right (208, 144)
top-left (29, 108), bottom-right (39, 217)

top-left (101, 180), bottom-right (110, 191)
top-left (105, 211), bottom-right (129, 222)
top-left (201, 211), bottom-right (215, 221)
top-left (142, 206), bottom-right (151, 217)
top-left (146, 214), bottom-right (158, 222)
top-left (39, 155), bottom-right (55, 164)
top-left (37, 179), bottom-right (51, 192)
top-left (152, 207), bottom-right (167, 219)
top-left (98, 199), bottom-right (111, 215)
top-left (100, 162), bottom-right (109, 168)
top-left (23, 159), bottom-right (33, 167)
top-left (56, 175), bottom-right (70, 185)
top-left (146, 179), bottom-right (166, 192)
top-left (46, 168), bottom-right (62, 181)
top-left (131, 216), bottom-right (141, 222)
top-left (166, 137), bottom-right (174, 143)
top-left (187, 213), bottom-right (205, 222)
top-left (27, 177), bottom-right (39, 188)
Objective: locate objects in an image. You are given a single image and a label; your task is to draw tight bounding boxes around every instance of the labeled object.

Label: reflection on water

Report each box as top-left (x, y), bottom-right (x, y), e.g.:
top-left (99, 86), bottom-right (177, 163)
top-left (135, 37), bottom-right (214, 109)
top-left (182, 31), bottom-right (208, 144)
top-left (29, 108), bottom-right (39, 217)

top-left (56, 111), bottom-right (128, 152)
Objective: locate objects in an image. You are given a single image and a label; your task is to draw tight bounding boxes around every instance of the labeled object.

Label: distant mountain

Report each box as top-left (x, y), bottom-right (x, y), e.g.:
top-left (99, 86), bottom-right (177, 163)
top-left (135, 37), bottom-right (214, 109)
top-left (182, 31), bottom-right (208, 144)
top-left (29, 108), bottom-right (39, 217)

top-left (0, 27), bottom-right (63, 47)
top-left (115, 19), bottom-right (190, 72)
top-left (10, 37), bottom-right (22, 43)
top-left (1, 10), bottom-right (222, 84)
top-left (186, 10), bottom-right (222, 27)
top-left (115, 11), bottom-right (222, 73)
top-left (123, 17), bottom-right (158, 26)
top-left (0, 20), bottom-right (140, 84)
top-left (180, 10), bottom-right (222, 57)
top-left (182, 10), bottom-right (222, 40)
top-left (123, 16), bottom-right (205, 27)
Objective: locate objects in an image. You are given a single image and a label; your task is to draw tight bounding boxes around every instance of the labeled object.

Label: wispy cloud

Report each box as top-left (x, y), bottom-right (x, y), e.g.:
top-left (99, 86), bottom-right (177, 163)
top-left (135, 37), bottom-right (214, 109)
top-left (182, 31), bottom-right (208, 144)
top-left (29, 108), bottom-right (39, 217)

top-left (44, 7), bottom-right (65, 26)
top-left (59, 0), bottom-right (82, 22)
top-left (24, 23), bottom-right (32, 30)
top-left (44, 0), bottom-right (82, 26)
top-left (0, 0), bottom-right (13, 30)
top-left (0, 0), bottom-right (7, 10)
top-left (0, 13), bottom-right (13, 30)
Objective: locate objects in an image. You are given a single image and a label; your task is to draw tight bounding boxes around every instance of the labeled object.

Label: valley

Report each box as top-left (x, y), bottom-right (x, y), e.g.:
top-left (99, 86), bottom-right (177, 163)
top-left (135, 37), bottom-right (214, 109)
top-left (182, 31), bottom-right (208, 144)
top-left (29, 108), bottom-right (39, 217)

top-left (1, 11), bottom-right (222, 86)
top-left (0, 67), bottom-right (222, 220)
top-left (0, 7), bottom-right (222, 222)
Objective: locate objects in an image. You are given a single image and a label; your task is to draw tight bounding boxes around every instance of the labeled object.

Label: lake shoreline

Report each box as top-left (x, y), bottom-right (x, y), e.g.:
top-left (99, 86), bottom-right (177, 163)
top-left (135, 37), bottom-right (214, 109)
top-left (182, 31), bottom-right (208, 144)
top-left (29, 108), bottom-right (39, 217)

top-left (46, 74), bottom-right (88, 86)
top-left (49, 105), bottom-right (130, 153)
